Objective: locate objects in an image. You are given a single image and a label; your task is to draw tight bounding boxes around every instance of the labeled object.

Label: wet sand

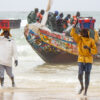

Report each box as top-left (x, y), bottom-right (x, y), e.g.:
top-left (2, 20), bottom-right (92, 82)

top-left (0, 61), bottom-right (100, 100)
top-left (0, 82), bottom-right (100, 100)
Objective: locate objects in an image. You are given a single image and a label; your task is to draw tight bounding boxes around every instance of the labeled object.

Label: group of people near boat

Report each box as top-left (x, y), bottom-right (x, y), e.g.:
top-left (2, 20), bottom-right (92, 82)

top-left (27, 8), bottom-right (99, 40)
top-left (27, 8), bottom-right (44, 24)
top-left (0, 9), bottom-right (99, 96)
top-left (27, 8), bottom-right (81, 33)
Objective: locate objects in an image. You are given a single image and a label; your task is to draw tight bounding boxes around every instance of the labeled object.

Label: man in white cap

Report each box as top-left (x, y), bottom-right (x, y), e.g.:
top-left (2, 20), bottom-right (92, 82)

top-left (0, 29), bottom-right (18, 87)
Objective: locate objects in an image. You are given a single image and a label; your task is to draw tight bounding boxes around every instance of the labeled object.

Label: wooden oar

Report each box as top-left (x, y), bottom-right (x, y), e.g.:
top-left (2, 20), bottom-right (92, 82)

top-left (41, 0), bottom-right (52, 26)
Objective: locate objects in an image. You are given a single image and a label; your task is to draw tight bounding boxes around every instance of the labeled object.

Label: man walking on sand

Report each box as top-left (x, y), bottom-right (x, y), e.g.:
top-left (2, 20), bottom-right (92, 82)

top-left (0, 29), bottom-right (18, 87)
top-left (71, 23), bottom-right (97, 96)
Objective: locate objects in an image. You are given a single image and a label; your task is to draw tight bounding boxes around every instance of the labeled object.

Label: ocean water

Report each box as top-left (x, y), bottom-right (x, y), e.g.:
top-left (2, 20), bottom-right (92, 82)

top-left (0, 11), bottom-right (100, 88)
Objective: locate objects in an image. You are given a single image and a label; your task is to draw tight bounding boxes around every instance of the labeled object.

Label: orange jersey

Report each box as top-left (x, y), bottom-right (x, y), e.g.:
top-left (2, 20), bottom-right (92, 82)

top-left (37, 13), bottom-right (43, 22)
top-left (73, 16), bottom-right (77, 24)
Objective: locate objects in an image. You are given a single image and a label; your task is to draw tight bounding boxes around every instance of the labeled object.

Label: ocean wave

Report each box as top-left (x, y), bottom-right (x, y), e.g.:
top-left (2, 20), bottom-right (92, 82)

top-left (17, 45), bottom-right (44, 62)
top-left (17, 45), bottom-right (34, 56)
top-left (21, 20), bottom-right (27, 27)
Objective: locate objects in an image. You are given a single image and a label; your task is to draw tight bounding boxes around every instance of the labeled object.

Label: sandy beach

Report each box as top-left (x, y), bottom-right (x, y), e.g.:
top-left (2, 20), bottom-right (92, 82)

top-left (0, 60), bottom-right (99, 100)
top-left (0, 81), bottom-right (100, 100)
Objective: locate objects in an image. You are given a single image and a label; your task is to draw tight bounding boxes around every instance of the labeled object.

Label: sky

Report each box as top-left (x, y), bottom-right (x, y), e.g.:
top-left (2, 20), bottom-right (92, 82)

top-left (0, 0), bottom-right (100, 11)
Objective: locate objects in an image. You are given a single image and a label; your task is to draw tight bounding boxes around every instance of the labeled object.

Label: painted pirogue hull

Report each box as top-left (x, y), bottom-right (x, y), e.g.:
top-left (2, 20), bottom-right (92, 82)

top-left (24, 23), bottom-right (100, 63)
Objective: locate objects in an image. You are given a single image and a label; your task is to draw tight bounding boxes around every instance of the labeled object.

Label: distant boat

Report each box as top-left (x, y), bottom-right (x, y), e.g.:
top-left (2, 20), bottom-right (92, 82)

top-left (24, 23), bottom-right (100, 63)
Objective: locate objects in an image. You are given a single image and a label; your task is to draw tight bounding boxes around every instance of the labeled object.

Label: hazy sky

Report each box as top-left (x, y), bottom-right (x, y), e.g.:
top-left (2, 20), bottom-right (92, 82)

top-left (0, 0), bottom-right (99, 11)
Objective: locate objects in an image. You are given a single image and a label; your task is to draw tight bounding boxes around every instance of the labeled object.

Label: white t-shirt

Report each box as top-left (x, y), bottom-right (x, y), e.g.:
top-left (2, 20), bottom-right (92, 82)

top-left (0, 36), bottom-right (18, 67)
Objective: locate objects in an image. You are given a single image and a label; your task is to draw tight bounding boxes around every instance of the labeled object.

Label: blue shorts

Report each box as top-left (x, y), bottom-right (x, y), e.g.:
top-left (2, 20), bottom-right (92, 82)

top-left (78, 63), bottom-right (92, 74)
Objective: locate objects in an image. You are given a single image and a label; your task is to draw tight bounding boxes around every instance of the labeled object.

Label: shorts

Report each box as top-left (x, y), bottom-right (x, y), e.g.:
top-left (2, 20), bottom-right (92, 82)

top-left (0, 64), bottom-right (14, 78)
top-left (78, 63), bottom-right (92, 75)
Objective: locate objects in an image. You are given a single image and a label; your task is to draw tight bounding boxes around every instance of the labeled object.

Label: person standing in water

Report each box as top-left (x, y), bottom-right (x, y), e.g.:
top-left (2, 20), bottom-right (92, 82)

top-left (71, 23), bottom-right (97, 96)
top-left (0, 29), bottom-right (18, 87)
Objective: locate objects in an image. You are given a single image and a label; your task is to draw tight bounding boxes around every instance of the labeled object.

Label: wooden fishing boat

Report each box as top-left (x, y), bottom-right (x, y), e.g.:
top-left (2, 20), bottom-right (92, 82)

top-left (24, 0), bottom-right (100, 63)
top-left (24, 23), bottom-right (100, 63)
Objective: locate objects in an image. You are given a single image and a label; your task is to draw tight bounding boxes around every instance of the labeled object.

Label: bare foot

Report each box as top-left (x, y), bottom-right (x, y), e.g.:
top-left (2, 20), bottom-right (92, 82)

top-left (83, 92), bottom-right (87, 96)
top-left (78, 87), bottom-right (84, 94)
top-left (12, 82), bottom-right (15, 87)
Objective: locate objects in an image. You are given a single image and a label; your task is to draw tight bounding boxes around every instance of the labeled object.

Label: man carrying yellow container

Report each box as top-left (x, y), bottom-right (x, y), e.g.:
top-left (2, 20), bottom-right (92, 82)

top-left (71, 22), bottom-right (97, 96)
top-left (0, 29), bottom-right (18, 87)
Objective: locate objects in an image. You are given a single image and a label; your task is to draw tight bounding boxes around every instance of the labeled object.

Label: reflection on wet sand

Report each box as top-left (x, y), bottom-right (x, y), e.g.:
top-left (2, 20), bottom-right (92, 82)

top-left (0, 88), bottom-right (100, 100)
top-left (0, 92), bottom-right (89, 100)
top-left (79, 97), bottom-right (88, 100)
top-left (0, 92), bottom-right (14, 100)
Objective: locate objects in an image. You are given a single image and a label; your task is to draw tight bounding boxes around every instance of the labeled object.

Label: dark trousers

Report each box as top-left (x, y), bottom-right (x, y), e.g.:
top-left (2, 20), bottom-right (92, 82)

top-left (78, 63), bottom-right (92, 92)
